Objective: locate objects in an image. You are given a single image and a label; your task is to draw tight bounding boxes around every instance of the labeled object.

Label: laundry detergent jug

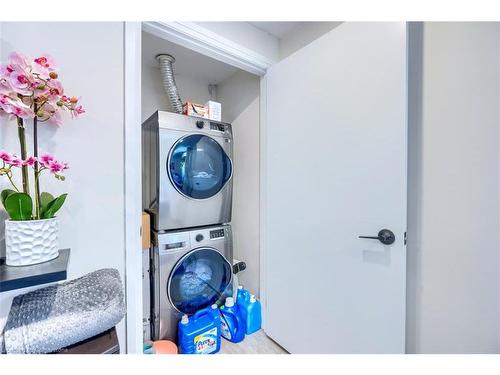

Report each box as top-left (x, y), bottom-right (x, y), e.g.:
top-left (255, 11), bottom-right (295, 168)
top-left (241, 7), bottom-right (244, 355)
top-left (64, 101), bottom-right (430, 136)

top-left (236, 285), bottom-right (250, 305)
top-left (178, 304), bottom-right (221, 354)
top-left (236, 287), bottom-right (262, 335)
top-left (244, 295), bottom-right (262, 334)
top-left (219, 297), bottom-right (245, 343)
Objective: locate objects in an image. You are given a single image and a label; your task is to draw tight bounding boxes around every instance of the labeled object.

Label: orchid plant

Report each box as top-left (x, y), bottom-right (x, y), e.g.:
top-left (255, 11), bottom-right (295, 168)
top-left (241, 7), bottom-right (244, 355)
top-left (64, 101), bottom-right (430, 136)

top-left (0, 52), bottom-right (84, 221)
top-left (1, 151), bottom-right (68, 220)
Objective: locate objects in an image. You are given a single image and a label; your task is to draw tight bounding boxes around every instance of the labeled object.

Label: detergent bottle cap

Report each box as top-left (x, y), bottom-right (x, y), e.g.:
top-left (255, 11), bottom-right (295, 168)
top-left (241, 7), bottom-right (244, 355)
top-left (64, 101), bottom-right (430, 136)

top-left (250, 295), bottom-right (257, 303)
top-left (238, 285), bottom-right (243, 290)
top-left (181, 314), bottom-right (189, 324)
top-left (225, 297), bottom-right (235, 307)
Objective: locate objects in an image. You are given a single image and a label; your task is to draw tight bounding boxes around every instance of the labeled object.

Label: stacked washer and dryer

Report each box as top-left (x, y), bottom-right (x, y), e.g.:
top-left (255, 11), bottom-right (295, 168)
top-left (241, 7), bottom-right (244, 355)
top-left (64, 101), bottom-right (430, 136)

top-left (142, 110), bottom-right (235, 342)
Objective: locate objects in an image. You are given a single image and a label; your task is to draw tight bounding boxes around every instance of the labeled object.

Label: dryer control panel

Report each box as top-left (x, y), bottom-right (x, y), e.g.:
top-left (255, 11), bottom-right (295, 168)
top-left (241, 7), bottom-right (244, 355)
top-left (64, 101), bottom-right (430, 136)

top-left (210, 228), bottom-right (225, 239)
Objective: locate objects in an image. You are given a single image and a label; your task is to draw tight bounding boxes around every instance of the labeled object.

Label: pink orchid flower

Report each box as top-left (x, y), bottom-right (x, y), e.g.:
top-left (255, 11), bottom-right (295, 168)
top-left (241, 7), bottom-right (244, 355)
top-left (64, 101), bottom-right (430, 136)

top-left (8, 67), bottom-right (33, 96)
top-left (23, 156), bottom-right (37, 167)
top-left (0, 150), bottom-right (13, 163)
top-left (0, 95), bottom-right (13, 113)
top-left (48, 160), bottom-right (65, 173)
top-left (8, 52), bottom-right (30, 71)
top-left (0, 51), bottom-right (84, 125)
top-left (39, 153), bottom-right (55, 168)
top-left (72, 105), bottom-right (85, 118)
top-left (46, 79), bottom-right (64, 99)
top-left (47, 109), bottom-right (63, 127)
top-left (12, 103), bottom-right (35, 118)
top-left (7, 157), bottom-right (23, 168)
top-left (0, 77), bottom-right (12, 95)
top-left (32, 54), bottom-right (57, 79)
top-left (0, 63), bottom-right (14, 76)
top-left (0, 95), bottom-right (34, 119)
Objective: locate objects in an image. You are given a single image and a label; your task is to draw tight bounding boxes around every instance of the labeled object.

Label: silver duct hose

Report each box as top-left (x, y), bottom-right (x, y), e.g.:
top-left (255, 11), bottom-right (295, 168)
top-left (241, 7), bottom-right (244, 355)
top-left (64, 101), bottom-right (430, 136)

top-left (156, 54), bottom-right (183, 113)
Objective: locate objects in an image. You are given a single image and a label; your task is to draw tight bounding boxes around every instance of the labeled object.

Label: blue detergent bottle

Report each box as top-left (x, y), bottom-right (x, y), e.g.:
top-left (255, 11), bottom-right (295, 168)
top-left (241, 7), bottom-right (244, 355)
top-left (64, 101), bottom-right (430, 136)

top-left (245, 295), bottom-right (262, 335)
top-left (219, 297), bottom-right (245, 343)
top-left (236, 285), bottom-right (251, 306)
top-left (236, 286), bottom-right (251, 330)
top-left (236, 286), bottom-right (262, 335)
top-left (178, 304), bottom-right (221, 354)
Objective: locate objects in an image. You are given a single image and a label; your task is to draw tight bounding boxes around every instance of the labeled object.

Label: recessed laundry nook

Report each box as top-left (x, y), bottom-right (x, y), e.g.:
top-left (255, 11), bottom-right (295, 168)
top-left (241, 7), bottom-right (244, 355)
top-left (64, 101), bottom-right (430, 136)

top-left (141, 27), bottom-right (267, 353)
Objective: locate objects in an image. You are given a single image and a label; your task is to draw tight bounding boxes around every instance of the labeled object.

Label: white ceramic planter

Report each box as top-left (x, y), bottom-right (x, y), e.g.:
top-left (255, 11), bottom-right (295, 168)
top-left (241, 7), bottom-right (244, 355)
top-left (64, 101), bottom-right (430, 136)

top-left (5, 217), bottom-right (59, 266)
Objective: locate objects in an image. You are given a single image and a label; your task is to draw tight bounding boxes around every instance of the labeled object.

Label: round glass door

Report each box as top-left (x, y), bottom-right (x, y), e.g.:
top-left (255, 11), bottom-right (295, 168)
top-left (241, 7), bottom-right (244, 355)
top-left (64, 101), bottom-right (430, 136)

top-left (168, 134), bottom-right (232, 199)
top-left (168, 248), bottom-right (232, 315)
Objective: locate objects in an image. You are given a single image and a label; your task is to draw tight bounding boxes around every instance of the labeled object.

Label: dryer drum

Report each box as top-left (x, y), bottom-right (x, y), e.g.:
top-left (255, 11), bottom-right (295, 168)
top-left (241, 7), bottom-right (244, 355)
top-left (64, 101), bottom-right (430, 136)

top-left (168, 247), bottom-right (232, 315)
top-left (168, 134), bottom-right (233, 200)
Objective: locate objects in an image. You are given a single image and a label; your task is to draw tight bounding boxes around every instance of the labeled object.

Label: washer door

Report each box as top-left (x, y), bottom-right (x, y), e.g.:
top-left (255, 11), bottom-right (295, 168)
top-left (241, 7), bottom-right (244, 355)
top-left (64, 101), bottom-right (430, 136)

top-left (168, 134), bottom-right (232, 199)
top-left (168, 247), bottom-right (232, 315)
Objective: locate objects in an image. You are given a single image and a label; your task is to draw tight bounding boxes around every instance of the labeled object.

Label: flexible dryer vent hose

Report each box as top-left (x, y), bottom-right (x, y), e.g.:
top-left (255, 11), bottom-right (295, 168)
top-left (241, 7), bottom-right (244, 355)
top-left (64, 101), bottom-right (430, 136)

top-left (156, 54), bottom-right (183, 113)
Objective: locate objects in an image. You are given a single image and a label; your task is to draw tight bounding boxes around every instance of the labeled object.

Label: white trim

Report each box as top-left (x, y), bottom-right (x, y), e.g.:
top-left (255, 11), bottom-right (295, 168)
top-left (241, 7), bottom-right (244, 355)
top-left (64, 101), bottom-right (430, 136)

top-left (259, 74), bottom-right (268, 331)
top-left (142, 22), bottom-right (274, 76)
top-left (124, 21), bottom-right (143, 354)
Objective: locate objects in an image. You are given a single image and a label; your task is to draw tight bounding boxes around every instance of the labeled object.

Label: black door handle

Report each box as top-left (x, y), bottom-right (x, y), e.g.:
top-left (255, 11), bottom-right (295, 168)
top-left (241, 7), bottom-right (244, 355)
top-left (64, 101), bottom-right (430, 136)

top-left (359, 229), bottom-right (395, 245)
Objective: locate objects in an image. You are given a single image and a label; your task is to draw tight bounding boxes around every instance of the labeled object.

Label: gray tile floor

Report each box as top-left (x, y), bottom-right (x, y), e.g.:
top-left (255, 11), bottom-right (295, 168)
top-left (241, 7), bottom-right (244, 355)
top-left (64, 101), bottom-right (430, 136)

top-left (219, 329), bottom-right (288, 354)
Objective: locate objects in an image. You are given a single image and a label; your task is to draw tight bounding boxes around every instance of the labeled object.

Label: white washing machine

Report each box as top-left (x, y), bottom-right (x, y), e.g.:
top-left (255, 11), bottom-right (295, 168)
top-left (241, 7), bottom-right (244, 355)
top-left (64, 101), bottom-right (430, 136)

top-left (142, 111), bottom-right (233, 232)
top-left (151, 224), bottom-right (233, 341)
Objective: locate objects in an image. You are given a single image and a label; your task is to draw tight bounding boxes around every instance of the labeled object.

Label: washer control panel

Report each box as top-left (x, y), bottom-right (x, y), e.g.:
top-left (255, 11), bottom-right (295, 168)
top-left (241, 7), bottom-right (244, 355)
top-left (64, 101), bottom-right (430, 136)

top-left (209, 229), bottom-right (225, 239)
top-left (210, 122), bottom-right (225, 132)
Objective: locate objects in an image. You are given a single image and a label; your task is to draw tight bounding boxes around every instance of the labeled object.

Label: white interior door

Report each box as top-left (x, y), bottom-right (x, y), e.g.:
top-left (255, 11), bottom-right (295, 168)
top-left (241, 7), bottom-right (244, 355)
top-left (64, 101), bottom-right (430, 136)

top-left (262, 22), bottom-right (407, 353)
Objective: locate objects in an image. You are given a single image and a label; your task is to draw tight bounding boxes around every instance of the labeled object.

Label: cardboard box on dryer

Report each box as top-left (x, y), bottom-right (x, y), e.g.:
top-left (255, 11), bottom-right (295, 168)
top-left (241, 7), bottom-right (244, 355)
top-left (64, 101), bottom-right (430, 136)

top-left (182, 101), bottom-right (209, 119)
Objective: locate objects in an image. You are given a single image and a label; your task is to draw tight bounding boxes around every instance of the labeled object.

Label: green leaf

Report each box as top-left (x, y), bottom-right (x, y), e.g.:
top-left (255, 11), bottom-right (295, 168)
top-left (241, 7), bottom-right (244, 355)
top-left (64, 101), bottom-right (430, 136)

top-left (4, 193), bottom-right (33, 221)
top-left (42, 193), bottom-right (67, 219)
top-left (40, 192), bottom-right (55, 216)
top-left (1, 189), bottom-right (17, 209)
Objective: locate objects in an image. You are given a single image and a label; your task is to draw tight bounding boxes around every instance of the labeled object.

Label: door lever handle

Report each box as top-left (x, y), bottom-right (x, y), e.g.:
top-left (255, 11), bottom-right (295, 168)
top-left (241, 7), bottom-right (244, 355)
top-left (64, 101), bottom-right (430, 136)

top-left (359, 229), bottom-right (395, 245)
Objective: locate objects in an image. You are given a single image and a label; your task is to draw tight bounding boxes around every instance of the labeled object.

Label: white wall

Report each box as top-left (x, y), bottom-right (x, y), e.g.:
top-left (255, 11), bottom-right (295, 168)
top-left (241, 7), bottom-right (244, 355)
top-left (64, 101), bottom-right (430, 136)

top-left (406, 22), bottom-right (500, 353)
top-left (279, 22), bottom-right (343, 60)
top-left (0, 22), bottom-right (127, 349)
top-left (217, 70), bottom-right (260, 124)
top-left (217, 71), bottom-right (260, 296)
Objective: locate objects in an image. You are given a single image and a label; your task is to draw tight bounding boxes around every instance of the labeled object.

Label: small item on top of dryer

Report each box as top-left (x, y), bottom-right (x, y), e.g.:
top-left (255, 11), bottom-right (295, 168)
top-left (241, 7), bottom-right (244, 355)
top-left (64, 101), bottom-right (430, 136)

top-left (178, 305), bottom-right (221, 354)
top-left (219, 297), bottom-right (245, 344)
top-left (182, 101), bottom-right (209, 118)
top-left (205, 100), bottom-right (222, 121)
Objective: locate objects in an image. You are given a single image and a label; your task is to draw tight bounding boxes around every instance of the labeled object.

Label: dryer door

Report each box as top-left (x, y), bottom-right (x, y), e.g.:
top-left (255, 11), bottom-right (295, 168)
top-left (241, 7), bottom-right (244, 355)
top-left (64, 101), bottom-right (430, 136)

top-left (168, 247), bottom-right (232, 315)
top-left (168, 134), bottom-right (232, 199)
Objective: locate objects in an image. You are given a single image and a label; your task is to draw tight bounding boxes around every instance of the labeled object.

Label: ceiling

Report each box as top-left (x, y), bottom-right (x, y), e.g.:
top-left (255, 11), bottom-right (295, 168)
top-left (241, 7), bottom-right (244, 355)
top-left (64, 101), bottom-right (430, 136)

top-left (248, 22), bottom-right (303, 39)
top-left (142, 32), bottom-right (239, 84)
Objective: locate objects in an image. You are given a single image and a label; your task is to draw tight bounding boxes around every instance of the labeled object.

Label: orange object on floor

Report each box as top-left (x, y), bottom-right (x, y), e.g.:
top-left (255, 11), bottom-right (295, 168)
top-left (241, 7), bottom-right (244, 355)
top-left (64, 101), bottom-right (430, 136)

top-left (153, 340), bottom-right (178, 354)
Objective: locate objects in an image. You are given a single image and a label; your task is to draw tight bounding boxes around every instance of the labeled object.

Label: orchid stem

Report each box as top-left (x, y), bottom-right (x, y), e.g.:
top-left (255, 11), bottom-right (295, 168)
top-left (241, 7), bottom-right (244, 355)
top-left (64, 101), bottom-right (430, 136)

top-left (16, 117), bottom-right (30, 195)
top-left (4, 165), bottom-right (20, 192)
top-left (33, 105), bottom-right (41, 220)
top-left (7, 174), bottom-right (20, 192)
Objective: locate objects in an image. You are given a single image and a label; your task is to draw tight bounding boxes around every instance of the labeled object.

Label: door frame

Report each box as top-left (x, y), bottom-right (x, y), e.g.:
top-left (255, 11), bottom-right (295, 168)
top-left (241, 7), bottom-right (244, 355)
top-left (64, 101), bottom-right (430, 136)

top-left (125, 22), bottom-right (272, 352)
top-left (124, 21), bottom-right (143, 354)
